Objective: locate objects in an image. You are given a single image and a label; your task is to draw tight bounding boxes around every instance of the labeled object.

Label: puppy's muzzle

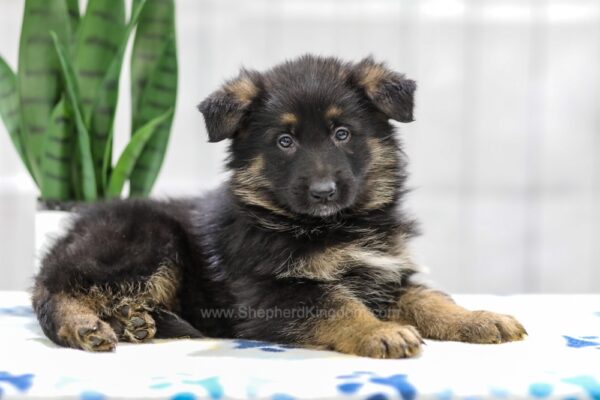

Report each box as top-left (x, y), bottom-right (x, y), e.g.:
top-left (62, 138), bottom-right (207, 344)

top-left (309, 180), bottom-right (338, 203)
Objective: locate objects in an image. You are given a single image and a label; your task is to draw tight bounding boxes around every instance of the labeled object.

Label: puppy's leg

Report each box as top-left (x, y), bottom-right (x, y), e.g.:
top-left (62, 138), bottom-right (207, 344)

top-left (33, 200), bottom-right (193, 351)
top-left (389, 285), bottom-right (527, 343)
top-left (34, 262), bottom-right (185, 350)
top-left (33, 287), bottom-right (117, 351)
top-left (237, 284), bottom-right (422, 359)
top-left (309, 293), bottom-right (423, 358)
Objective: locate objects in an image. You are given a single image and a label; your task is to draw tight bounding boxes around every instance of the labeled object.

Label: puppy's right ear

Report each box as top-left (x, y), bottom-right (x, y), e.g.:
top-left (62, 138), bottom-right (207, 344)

top-left (198, 70), bottom-right (262, 142)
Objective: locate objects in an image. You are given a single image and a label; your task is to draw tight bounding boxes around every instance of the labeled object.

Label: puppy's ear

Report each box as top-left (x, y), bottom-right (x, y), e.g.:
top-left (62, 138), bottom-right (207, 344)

top-left (198, 69), bottom-right (262, 142)
top-left (351, 57), bottom-right (416, 122)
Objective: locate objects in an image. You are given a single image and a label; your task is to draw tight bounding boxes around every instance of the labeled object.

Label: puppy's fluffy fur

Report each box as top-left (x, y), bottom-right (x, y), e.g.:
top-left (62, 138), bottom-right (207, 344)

top-left (32, 55), bottom-right (526, 357)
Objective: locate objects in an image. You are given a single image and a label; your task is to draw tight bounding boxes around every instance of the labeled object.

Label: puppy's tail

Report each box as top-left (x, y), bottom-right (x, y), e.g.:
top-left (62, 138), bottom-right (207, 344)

top-left (152, 309), bottom-right (205, 339)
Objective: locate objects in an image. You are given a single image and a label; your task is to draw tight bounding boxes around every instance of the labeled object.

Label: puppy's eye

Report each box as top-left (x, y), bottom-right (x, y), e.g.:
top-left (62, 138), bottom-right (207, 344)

top-left (277, 134), bottom-right (294, 149)
top-left (333, 127), bottom-right (351, 142)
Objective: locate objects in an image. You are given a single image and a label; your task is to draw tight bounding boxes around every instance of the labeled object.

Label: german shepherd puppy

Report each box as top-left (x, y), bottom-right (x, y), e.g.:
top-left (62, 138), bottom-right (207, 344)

top-left (32, 55), bottom-right (526, 357)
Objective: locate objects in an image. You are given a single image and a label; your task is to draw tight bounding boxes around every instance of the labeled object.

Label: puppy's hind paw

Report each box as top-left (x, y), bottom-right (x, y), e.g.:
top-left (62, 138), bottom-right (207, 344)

top-left (72, 319), bottom-right (117, 352)
top-left (110, 302), bottom-right (156, 343)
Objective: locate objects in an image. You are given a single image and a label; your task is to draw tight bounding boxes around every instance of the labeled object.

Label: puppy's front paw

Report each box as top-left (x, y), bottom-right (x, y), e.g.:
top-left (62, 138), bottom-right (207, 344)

top-left (353, 323), bottom-right (423, 359)
top-left (458, 311), bottom-right (527, 344)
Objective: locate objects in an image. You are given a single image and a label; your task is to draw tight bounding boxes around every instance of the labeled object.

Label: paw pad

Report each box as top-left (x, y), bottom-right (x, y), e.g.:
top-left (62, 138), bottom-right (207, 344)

top-left (111, 302), bottom-right (156, 343)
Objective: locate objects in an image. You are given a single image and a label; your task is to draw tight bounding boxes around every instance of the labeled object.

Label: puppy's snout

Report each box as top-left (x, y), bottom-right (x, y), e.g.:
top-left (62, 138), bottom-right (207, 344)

top-left (309, 180), bottom-right (337, 202)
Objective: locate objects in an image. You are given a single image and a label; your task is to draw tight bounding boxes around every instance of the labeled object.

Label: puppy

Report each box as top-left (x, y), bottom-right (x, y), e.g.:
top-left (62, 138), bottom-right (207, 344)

top-left (32, 55), bottom-right (526, 357)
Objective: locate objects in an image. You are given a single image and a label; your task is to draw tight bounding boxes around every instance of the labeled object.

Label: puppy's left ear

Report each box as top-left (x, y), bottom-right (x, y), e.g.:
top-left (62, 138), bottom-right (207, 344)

top-left (198, 69), bottom-right (262, 142)
top-left (351, 57), bottom-right (416, 122)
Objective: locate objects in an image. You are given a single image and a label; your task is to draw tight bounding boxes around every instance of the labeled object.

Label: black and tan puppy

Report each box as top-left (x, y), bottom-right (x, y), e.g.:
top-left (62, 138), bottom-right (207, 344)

top-left (32, 55), bottom-right (526, 357)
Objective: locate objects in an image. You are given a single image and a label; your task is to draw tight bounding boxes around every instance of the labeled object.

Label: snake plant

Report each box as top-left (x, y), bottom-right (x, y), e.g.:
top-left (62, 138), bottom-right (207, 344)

top-left (0, 0), bottom-right (178, 201)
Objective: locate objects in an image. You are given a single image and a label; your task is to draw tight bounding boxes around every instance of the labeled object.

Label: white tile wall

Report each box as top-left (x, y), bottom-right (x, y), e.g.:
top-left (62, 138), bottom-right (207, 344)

top-left (0, 0), bottom-right (598, 293)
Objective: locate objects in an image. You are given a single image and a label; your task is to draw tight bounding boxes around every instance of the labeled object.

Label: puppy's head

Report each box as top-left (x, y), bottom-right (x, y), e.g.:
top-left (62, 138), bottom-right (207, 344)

top-left (198, 55), bottom-right (416, 218)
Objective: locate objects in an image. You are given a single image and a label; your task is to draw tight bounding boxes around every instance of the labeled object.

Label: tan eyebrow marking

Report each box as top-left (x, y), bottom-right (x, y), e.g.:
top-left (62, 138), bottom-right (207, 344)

top-left (280, 112), bottom-right (298, 125)
top-left (325, 105), bottom-right (342, 120)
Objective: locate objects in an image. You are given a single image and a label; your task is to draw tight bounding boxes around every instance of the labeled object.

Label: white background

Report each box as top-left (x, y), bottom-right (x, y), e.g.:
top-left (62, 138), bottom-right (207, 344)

top-left (1, 0), bottom-right (599, 293)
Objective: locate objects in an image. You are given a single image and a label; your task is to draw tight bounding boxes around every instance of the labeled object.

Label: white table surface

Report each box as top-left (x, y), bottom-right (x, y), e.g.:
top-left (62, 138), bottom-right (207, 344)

top-left (0, 292), bottom-right (599, 399)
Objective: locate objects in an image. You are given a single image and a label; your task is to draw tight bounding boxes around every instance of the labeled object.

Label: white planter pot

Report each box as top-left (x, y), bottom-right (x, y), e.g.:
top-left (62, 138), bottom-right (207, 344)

top-left (34, 201), bottom-right (76, 274)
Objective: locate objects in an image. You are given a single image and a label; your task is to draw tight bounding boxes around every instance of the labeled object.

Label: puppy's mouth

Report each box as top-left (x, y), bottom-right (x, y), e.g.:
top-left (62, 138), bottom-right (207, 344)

top-left (282, 182), bottom-right (357, 218)
top-left (307, 203), bottom-right (343, 218)
top-left (284, 197), bottom-right (346, 218)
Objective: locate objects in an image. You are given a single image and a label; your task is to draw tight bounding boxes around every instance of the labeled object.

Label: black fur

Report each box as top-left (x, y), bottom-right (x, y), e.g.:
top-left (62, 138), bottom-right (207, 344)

top-left (32, 55), bottom-right (422, 350)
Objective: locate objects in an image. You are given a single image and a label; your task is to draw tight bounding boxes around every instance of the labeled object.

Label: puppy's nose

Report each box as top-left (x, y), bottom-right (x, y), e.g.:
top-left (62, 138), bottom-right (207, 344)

top-left (309, 180), bottom-right (337, 201)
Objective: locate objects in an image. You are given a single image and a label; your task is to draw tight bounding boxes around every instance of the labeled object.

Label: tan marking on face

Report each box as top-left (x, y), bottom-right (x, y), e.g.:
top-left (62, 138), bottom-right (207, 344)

top-left (325, 105), bottom-right (342, 120)
top-left (280, 112), bottom-right (298, 125)
top-left (232, 156), bottom-right (292, 217)
top-left (226, 77), bottom-right (258, 105)
top-left (360, 138), bottom-right (399, 210)
top-left (233, 156), bottom-right (267, 188)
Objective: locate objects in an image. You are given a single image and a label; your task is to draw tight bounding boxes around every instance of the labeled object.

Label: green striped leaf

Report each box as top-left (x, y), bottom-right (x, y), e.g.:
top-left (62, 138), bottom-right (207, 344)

top-left (130, 0), bottom-right (177, 196)
top-left (18, 0), bottom-right (73, 184)
top-left (129, 37), bottom-right (177, 197)
top-left (40, 97), bottom-right (74, 200)
top-left (75, 0), bottom-right (125, 119)
top-left (131, 0), bottom-right (175, 117)
top-left (66, 0), bottom-right (80, 35)
top-left (0, 57), bottom-right (32, 179)
top-left (106, 108), bottom-right (173, 198)
top-left (89, 0), bottom-right (146, 196)
top-left (51, 32), bottom-right (97, 201)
